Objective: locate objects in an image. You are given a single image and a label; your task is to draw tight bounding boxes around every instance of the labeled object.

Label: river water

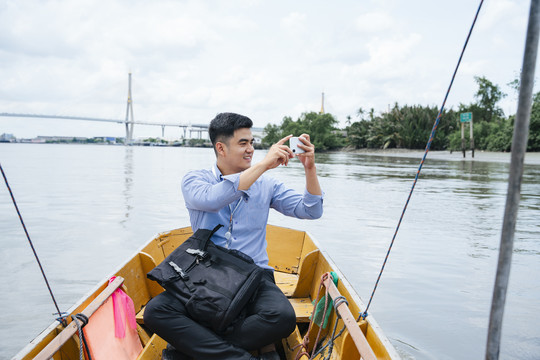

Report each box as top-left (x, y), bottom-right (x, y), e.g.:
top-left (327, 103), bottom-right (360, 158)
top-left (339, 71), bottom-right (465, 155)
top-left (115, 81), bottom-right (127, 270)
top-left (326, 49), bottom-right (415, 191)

top-left (1, 143), bottom-right (539, 359)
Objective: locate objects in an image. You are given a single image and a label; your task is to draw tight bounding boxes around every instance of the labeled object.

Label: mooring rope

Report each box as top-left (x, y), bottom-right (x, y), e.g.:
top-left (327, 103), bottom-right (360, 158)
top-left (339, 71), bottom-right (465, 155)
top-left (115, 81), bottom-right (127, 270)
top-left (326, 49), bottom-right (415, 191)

top-left (0, 163), bottom-right (66, 324)
top-left (72, 313), bottom-right (93, 360)
top-left (360, 0), bottom-right (485, 320)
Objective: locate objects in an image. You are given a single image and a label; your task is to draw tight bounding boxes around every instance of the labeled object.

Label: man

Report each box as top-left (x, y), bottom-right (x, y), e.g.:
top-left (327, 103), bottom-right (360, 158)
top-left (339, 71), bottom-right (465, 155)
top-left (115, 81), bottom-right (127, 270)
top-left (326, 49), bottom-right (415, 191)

top-left (144, 113), bottom-right (323, 360)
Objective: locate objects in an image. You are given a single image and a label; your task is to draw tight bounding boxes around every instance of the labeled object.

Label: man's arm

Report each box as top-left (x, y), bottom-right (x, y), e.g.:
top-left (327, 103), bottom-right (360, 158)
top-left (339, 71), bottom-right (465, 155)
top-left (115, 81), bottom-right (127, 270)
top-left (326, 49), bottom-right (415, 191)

top-left (182, 171), bottom-right (242, 212)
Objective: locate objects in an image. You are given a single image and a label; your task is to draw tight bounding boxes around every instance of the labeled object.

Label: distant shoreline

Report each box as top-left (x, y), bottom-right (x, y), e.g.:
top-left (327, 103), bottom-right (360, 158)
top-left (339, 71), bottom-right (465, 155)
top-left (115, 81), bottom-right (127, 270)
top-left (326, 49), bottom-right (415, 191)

top-left (2, 141), bottom-right (539, 165)
top-left (330, 147), bottom-right (540, 165)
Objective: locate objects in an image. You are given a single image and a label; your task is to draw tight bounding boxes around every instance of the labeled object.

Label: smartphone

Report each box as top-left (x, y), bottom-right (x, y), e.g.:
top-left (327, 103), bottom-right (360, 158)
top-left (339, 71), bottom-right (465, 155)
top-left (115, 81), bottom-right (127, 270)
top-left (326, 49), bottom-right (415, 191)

top-left (289, 137), bottom-right (305, 154)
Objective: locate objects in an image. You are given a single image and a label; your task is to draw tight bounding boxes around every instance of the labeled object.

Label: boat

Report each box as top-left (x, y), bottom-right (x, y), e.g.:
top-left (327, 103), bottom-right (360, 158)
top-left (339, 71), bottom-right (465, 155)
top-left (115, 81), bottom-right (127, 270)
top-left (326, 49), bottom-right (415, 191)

top-left (14, 225), bottom-right (400, 360)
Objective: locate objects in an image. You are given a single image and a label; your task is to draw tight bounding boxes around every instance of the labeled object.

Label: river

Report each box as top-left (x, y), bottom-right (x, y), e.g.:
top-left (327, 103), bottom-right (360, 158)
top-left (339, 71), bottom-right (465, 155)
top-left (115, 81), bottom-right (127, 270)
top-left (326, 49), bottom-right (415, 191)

top-left (1, 143), bottom-right (539, 359)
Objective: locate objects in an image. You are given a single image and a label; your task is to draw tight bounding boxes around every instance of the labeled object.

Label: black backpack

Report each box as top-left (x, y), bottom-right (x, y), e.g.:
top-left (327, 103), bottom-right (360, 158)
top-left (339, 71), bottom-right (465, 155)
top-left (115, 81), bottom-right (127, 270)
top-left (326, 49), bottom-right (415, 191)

top-left (147, 225), bottom-right (264, 332)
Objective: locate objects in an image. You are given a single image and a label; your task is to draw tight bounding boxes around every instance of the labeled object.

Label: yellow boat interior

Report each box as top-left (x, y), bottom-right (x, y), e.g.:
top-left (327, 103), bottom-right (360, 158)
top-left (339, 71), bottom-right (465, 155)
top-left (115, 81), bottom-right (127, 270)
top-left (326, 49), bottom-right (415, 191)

top-left (18, 225), bottom-right (396, 360)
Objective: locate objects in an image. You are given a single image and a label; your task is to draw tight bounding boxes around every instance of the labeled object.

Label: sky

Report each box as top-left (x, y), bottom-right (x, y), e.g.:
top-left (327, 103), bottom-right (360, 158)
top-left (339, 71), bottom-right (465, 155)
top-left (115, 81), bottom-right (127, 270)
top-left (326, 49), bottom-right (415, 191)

top-left (0, 0), bottom-right (536, 140)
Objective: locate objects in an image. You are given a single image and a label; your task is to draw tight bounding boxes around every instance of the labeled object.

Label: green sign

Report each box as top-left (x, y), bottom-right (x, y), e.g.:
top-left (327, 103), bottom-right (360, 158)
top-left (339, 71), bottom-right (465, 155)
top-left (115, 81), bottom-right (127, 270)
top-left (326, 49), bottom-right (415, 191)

top-left (460, 112), bottom-right (473, 123)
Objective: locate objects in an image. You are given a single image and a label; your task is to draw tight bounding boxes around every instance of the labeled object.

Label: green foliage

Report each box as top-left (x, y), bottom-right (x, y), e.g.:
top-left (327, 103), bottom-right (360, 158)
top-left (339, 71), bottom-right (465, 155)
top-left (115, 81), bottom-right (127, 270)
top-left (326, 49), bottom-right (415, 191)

top-left (262, 75), bottom-right (540, 153)
top-left (472, 76), bottom-right (506, 122)
top-left (346, 104), bottom-right (457, 150)
top-left (528, 92), bottom-right (540, 151)
top-left (263, 112), bottom-right (343, 151)
top-left (346, 120), bottom-right (371, 148)
top-left (262, 123), bottom-right (282, 146)
top-left (448, 76), bottom-right (512, 152)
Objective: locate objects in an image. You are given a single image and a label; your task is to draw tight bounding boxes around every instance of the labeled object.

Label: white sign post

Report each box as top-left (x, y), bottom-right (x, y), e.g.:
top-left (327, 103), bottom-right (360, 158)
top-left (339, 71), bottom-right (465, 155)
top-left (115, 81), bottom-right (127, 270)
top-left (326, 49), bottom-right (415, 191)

top-left (460, 112), bottom-right (474, 158)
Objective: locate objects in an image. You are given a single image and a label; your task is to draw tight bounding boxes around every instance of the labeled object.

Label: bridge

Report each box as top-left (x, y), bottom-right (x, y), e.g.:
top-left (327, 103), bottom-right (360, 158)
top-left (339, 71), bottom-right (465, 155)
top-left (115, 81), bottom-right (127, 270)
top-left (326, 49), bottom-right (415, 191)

top-left (0, 112), bottom-right (209, 140)
top-left (0, 73), bottom-right (210, 144)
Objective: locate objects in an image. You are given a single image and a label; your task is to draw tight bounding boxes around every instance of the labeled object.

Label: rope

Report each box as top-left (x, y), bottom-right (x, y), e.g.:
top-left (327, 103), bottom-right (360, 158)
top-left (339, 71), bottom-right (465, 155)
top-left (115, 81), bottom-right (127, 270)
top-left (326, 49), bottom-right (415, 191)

top-left (71, 313), bottom-right (92, 360)
top-left (360, 0), bottom-right (485, 321)
top-left (0, 163), bottom-right (66, 325)
top-left (294, 272), bottom-right (333, 360)
top-left (313, 310), bottom-right (346, 360)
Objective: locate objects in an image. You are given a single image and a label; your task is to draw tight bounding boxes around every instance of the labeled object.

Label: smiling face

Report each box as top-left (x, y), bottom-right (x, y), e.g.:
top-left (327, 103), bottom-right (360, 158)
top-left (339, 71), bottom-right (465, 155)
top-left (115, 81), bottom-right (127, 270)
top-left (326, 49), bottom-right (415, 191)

top-left (216, 127), bottom-right (255, 175)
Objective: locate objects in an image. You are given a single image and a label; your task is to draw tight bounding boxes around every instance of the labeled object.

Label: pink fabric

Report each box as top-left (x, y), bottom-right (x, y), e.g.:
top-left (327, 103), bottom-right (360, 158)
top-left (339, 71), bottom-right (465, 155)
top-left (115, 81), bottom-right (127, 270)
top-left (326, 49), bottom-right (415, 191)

top-left (83, 296), bottom-right (143, 360)
top-left (109, 276), bottom-right (138, 338)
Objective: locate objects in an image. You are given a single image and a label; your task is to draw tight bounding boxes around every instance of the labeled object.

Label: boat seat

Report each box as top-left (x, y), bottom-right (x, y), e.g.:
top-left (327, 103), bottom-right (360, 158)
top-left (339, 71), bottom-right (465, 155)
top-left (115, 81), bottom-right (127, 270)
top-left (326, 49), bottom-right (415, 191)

top-left (274, 271), bottom-right (298, 297)
top-left (288, 297), bottom-right (313, 322)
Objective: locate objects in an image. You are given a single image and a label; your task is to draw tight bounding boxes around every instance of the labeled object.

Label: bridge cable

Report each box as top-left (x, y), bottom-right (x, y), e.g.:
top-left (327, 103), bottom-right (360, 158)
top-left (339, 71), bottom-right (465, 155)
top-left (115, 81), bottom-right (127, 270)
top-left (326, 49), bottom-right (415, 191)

top-left (359, 0), bottom-right (485, 320)
top-left (0, 163), bottom-right (66, 325)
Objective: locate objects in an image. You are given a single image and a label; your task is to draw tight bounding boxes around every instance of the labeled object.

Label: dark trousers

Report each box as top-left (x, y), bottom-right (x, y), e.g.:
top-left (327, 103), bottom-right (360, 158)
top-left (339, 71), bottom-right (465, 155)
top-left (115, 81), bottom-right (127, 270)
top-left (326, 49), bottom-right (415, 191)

top-left (144, 269), bottom-right (296, 360)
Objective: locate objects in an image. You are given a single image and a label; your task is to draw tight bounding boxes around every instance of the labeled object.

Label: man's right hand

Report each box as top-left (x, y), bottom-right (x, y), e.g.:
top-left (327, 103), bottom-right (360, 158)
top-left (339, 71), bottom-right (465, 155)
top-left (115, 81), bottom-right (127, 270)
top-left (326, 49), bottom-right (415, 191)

top-left (262, 135), bottom-right (294, 170)
top-left (238, 135), bottom-right (294, 191)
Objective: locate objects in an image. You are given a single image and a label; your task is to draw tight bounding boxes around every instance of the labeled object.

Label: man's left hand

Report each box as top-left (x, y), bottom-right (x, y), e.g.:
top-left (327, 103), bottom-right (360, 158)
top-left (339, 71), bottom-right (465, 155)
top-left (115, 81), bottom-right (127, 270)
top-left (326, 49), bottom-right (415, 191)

top-left (295, 134), bottom-right (315, 170)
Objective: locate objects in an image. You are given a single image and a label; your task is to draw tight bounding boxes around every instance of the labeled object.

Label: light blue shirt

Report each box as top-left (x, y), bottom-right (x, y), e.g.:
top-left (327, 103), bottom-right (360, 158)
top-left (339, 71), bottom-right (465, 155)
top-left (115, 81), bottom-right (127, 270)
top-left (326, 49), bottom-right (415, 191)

top-left (181, 163), bottom-right (324, 269)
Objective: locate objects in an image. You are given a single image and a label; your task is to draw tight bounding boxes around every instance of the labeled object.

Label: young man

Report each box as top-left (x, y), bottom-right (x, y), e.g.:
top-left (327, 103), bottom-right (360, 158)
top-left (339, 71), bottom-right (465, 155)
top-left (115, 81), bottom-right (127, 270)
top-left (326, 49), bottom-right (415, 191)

top-left (144, 113), bottom-right (323, 360)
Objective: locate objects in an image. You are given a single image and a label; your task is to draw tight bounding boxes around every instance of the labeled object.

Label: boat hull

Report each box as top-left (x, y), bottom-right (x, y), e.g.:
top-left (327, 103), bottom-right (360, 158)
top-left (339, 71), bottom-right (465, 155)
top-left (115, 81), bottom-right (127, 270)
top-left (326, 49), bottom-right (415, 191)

top-left (14, 225), bottom-right (399, 360)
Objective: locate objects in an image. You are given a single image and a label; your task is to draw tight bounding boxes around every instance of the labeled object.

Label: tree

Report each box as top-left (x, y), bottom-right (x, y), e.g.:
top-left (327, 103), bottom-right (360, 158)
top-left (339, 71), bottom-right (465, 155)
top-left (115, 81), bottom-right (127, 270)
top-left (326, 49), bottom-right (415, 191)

top-left (266, 112), bottom-right (343, 151)
top-left (527, 91), bottom-right (540, 151)
top-left (473, 76), bottom-right (506, 122)
top-left (262, 123), bottom-right (282, 146)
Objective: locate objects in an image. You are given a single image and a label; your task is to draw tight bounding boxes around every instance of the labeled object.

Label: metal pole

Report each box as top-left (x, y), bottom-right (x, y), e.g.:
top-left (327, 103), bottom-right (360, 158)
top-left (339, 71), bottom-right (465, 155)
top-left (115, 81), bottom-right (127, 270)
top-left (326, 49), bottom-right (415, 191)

top-left (470, 117), bottom-right (475, 158)
top-left (485, 0), bottom-right (539, 358)
top-left (461, 122), bottom-right (466, 157)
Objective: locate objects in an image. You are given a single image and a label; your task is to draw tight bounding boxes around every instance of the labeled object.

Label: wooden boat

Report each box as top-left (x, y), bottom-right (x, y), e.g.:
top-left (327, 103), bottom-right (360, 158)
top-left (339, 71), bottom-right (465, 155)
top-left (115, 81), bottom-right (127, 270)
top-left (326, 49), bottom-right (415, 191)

top-left (14, 225), bottom-right (400, 360)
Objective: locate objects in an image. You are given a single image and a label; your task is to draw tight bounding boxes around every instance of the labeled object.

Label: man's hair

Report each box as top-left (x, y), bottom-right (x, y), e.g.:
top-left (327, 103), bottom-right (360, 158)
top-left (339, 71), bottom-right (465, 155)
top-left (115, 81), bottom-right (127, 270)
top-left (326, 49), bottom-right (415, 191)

top-left (208, 113), bottom-right (253, 147)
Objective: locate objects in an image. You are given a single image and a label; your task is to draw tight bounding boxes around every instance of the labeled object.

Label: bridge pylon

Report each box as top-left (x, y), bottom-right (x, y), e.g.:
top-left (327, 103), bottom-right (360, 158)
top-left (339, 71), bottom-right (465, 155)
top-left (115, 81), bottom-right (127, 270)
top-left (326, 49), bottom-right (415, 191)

top-left (125, 73), bottom-right (135, 144)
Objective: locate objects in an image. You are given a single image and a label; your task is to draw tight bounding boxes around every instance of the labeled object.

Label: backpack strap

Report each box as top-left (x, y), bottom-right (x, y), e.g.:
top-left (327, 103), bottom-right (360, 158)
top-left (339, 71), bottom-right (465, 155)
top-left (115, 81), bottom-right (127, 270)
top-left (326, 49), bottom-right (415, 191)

top-left (201, 224), bottom-right (224, 251)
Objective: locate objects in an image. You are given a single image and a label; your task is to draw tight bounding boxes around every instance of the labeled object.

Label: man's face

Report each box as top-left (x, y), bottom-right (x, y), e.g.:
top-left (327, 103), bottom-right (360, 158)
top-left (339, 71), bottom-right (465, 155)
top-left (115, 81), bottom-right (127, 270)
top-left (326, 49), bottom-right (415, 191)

top-left (218, 128), bottom-right (255, 174)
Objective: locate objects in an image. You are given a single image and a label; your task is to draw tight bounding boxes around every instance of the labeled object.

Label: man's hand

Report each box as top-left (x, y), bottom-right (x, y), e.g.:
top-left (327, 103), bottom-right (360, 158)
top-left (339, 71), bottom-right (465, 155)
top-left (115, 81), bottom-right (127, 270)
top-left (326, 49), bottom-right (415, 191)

top-left (238, 135), bottom-right (293, 190)
top-left (295, 134), bottom-right (316, 170)
top-left (261, 135), bottom-right (294, 170)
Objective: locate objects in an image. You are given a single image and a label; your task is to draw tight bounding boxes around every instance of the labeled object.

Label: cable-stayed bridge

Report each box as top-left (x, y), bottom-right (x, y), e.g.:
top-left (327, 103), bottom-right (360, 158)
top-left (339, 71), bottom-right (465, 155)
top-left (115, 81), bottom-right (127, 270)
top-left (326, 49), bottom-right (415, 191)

top-left (0, 73), bottom-right (209, 144)
top-left (0, 112), bottom-right (209, 140)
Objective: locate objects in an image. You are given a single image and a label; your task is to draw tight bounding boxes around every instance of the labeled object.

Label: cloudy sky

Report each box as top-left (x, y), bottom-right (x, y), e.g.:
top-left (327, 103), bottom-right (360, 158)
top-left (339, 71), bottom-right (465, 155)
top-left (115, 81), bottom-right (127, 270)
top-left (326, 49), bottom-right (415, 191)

top-left (0, 0), bottom-right (535, 139)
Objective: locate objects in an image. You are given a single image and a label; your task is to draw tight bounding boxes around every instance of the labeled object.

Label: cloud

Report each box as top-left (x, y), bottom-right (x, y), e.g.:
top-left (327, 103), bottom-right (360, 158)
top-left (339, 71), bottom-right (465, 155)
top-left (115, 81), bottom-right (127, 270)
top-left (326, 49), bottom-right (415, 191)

top-left (280, 12), bottom-right (307, 33)
top-left (0, 0), bottom-right (535, 138)
top-left (355, 12), bottom-right (395, 33)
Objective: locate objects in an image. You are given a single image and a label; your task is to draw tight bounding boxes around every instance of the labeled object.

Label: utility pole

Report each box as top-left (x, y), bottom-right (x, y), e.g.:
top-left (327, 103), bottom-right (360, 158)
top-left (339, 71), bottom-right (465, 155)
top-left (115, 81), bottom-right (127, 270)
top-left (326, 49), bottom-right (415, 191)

top-left (125, 73), bottom-right (135, 145)
top-left (486, 0), bottom-right (539, 358)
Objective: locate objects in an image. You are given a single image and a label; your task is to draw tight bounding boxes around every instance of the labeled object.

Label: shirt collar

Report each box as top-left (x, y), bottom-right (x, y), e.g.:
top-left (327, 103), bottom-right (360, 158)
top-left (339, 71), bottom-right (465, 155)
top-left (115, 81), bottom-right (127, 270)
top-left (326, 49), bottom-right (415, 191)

top-left (212, 163), bottom-right (223, 181)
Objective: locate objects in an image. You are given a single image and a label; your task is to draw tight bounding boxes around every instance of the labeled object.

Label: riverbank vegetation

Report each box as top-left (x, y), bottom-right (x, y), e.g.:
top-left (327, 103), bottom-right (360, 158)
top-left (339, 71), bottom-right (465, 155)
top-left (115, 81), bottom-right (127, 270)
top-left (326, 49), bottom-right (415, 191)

top-left (263, 76), bottom-right (540, 152)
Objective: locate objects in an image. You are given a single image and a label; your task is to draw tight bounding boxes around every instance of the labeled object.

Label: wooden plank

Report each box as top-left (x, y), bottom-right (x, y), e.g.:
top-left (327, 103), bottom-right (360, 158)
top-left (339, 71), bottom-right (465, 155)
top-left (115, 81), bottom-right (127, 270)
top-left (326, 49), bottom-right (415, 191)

top-left (136, 324), bottom-right (152, 347)
top-left (139, 251), bottom-right (164, 298)
top-left (137, 334), bottom-right (168, 360)
top-left (33, 277), bottom-right (125, 360)
top-left (322, 275), bottom-right (376, 360)
top-left (289, 298), bottom-right (313, 322)
top-left (136, 306), bottom-right (146, 325)
top-left (292, 249), bottom-right (319, 298)
top-left (266, 225), bottom-right (305, 274)
top-left (274, 271), bottom-right (298, 297)
top-left (116, 255), bottom-right (150, 312)
top-left (282, 326), bottom-right (310, 360)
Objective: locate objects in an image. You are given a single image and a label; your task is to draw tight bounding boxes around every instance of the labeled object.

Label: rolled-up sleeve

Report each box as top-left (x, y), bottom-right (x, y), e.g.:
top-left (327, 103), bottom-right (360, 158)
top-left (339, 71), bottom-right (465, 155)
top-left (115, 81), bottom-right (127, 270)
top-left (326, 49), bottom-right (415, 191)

top-left (270, 181), bottom-right (324, 219)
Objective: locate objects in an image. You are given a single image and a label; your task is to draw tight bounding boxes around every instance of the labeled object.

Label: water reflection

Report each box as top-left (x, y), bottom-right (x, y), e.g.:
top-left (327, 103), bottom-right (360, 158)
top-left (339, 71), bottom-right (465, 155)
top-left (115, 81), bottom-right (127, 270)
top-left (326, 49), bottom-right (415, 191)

top-left (121, 147), bottom-right (134, 227)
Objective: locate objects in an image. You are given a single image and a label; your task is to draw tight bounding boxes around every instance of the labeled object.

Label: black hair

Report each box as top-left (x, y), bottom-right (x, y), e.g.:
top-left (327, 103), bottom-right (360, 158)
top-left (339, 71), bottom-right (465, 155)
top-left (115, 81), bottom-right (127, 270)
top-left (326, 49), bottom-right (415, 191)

top-left (208, 113), bottom-right (253, 147)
